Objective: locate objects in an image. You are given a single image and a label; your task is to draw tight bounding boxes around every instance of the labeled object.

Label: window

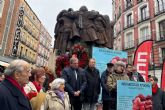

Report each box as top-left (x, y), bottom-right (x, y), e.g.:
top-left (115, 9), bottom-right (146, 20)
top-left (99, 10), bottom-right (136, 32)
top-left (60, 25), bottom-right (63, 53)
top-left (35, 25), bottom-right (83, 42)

top-left (119, 7), bottom-right (121, 16)
top-left (156, 0), bottom-right (165, 13)
top-left (126, 0), bottom-right (133, 9)
top-left (114, 14), bottom-right (116, 22)
top-left (127, 13), bottom-right (132, 26)
top-left (162, 48), bottom-right (165, 61)
top-left (139, 27), bottom-right (149, 43)
top-left (140, 6), bottom-right (148, 21)
top-left (125, 32), bottom-right (133, 49)
top-left (159, 20), bottom-right (165, 40)
top-left (117, 37), bottom-right (122, 50)
top-left (128, 55), bottom-right (133, 64)
top-left (25, 49), bottom-right (28, 56)
top-left (137, 0), bottom-right (143, 3)
top-left (19, 46), bottom-right (23, 57)
top-left (0, 0), bottom-right (4, 18)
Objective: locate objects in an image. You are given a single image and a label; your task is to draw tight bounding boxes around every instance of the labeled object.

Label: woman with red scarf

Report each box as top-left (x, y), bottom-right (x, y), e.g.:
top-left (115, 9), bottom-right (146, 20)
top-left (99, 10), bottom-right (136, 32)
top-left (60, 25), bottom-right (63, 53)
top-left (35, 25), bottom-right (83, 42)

top-left (24, 67), bottom-right (46, 100)
top-left (149, 76), bottom-right (165, 110)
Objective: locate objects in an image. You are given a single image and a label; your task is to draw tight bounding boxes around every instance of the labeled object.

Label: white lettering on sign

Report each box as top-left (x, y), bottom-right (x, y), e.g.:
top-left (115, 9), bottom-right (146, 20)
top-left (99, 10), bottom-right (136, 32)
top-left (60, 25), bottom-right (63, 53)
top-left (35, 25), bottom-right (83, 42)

top-left (137, 63), bottom-right (146, 74)
top-left (137, 52), bottom-right (148, 74)
top-left (137, 52), bottom-right (147, 62)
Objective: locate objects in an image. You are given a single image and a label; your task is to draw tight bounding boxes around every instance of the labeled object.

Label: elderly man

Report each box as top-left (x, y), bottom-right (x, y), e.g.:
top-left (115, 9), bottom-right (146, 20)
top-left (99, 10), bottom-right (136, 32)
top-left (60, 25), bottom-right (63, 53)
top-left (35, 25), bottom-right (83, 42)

top-left (62, 57), bottom-right (87, 110)
top-left (106, 61), bottom-right (129, 110)
top-left (101, 62), bottom-right (114, 110)
top-left (0, 59), bottom-right (32, 110)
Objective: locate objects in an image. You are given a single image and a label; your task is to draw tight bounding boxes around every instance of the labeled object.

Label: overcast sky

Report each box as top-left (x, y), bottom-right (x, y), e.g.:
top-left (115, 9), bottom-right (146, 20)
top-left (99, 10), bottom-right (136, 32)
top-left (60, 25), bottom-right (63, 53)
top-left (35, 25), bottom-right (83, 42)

top-left (25, 0), bottom-right (112, 45)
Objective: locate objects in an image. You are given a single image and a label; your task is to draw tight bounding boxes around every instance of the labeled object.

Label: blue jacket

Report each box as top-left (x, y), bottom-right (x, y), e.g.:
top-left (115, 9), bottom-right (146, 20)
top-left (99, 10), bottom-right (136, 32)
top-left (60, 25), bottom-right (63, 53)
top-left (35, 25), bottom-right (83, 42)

top-left (62, 67), bottom-right (87, 101)
top-left (0, 79), bottom-right (32, 110)
top-left (101, 70), bottom-right (113, 101)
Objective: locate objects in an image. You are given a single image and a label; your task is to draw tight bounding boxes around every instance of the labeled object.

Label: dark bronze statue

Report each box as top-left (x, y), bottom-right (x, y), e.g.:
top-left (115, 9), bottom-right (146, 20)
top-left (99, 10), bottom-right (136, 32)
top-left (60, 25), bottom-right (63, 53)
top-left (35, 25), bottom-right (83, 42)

top-left (54, 6), bottom-right (113, 54)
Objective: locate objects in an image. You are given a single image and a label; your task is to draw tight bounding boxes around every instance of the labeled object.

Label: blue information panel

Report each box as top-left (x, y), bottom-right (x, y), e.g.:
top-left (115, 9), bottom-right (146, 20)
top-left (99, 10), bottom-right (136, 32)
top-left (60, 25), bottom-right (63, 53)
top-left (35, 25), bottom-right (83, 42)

top-left (117, 80), bottom-right (152, 110)
top-left (92, 47), bottom-right (127, 74)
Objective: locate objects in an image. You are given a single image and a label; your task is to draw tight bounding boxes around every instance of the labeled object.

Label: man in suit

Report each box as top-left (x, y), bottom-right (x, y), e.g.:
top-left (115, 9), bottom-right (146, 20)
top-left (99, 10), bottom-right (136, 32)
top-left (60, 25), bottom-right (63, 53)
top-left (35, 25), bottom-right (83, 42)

top-left (0, 59), bottom-right (32, 110)
top-left (62, 57), bottom-right (87, 110)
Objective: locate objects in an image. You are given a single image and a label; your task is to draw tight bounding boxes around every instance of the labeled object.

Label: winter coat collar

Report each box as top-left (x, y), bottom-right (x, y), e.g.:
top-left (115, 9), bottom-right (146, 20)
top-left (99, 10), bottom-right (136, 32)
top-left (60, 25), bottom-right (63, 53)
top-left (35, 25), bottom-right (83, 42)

top-left (2, 79), bottom-right (31, 109)
top-left (48, 91), bottom-right (68, 105)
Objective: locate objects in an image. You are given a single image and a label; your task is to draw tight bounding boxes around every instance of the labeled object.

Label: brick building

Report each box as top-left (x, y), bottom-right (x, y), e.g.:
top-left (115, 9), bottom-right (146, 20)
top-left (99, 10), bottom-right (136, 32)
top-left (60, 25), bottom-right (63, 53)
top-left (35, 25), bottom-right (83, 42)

top-left (112, 0), bottom-right (165, 80)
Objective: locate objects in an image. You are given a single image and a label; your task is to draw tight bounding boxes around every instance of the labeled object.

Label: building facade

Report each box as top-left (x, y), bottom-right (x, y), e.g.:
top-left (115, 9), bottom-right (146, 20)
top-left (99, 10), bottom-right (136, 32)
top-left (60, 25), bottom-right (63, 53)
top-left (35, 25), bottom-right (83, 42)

top-left (113, 0), bottom-right (165, 73)
top-left (14, 0), bottom-right (40, 65)
top-left (36, 24), bottom-right (52, 66)
top-left (0, 0), bottom-right (52, 67)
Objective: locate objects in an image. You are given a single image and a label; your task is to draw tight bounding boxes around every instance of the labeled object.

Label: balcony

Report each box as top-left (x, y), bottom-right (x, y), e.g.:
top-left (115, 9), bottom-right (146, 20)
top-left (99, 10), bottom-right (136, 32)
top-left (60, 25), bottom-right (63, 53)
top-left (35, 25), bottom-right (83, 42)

top-left (117, 12), bottom-right (122, 20)
top-left (124, 40), bottom-right (135, 49)
top-left (156, 31), bottom-right (165, 42)
top-left (124, 1), bottom-right (133, 11)
top-left (20, 37), bottom-right (26, 45)
top-left (124, 19), bottom-right (134, 29)
top-left (137, 0), bottom-right (143, 4)
top-left (138, 11), bottom-right (150, 23)
top-left (138, 35), bottom-right (151, 44)
top-left (155, 3), bottom-right (165, 15)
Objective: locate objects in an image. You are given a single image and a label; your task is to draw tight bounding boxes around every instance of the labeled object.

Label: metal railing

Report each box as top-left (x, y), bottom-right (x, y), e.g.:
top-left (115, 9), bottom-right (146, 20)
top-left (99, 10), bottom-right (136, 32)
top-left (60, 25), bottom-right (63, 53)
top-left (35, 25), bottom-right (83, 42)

top-left (138, 35), bottom-right (151, 44)
top-left (156, 31), bottom-right (165, 41)
top-left (137, 0), bottom-right (143, 4)
top-left (124, 1), bottom-right (133, 11)
top-left (124, 19), bottom-right (134, 29)
top-left (124, 40), bottom-right (135, 49)
top-left (155, 3), bottom-right (165, 15)
top-left (138, 10), bottom-right (150, 23)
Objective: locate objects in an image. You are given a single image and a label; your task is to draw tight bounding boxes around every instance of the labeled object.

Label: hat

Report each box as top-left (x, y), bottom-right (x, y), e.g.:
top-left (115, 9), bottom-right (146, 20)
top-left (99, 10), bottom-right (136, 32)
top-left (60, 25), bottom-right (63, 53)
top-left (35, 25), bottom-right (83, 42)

top-left (114, 61), bottom-right (126, 67)
top-left (107, 62), bottom-right (114, 67)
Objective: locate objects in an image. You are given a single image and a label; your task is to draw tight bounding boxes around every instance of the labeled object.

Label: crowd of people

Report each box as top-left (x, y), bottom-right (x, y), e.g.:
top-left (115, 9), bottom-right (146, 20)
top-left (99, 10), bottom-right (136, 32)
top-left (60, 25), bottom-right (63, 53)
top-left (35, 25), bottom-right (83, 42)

top-left (0, 58), bottom-right (165, 110)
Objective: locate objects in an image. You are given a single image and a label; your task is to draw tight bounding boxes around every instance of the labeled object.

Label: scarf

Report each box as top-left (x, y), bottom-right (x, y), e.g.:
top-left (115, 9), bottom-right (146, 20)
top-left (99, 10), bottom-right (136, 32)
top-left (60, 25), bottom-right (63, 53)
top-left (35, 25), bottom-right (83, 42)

top-left (6, 76), bottom-right (27, 97)
top-left (32, 81), bottom-right (42, 92)
top-left (55, 90), bottom-right (65, 102)
top-left (152, 84), bottom-right (158, 94)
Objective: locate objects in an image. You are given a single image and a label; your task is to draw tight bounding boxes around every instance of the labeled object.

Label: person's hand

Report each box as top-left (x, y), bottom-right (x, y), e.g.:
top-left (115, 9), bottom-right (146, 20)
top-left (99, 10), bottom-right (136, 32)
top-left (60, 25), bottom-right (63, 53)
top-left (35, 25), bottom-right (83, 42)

top-left (74, 91), bottom-right (80, 96)
top-left (74, 92), bottom-right (79, 96)
top-left (76, 90), bottom-right (80, 96)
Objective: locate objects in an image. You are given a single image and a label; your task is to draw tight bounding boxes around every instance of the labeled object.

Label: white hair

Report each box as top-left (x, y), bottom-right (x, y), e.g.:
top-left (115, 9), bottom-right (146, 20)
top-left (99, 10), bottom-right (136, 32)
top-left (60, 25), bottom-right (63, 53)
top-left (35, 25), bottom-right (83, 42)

top-left (4, 59), bottom-right (29, 76)
top-left (51, 78), bottom-right (65, 90)
top-left (114, 61), bottom-right (126, 70)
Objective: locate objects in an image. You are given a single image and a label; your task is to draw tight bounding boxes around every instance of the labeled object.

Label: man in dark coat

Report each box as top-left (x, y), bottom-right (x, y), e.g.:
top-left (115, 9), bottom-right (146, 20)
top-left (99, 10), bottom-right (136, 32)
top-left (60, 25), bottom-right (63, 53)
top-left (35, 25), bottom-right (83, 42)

top-left (149, 76), bottom-right (165, 110)
top-left (83, 58), bottom-right (100, 110)
top-left (62, 57), bottom-right (87, 110)
top-left (101, 62), bottom-right (114, 110)
top-left (0, 59), bottom-right (32, 110)
top-left (126, 64), bottom-right (145, 82)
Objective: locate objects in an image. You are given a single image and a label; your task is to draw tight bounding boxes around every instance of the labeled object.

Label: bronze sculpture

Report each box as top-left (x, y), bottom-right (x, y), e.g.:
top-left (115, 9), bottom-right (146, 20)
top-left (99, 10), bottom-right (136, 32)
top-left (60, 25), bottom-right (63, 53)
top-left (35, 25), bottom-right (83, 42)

top-left (54, 6), bottom-right (113, 54)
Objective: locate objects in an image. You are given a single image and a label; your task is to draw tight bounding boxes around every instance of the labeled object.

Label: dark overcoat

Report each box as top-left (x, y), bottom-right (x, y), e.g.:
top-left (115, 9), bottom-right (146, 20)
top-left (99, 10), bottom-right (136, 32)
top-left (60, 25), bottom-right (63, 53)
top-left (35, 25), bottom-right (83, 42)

top-left (84, 67), bottom-right (100, 103)
top-left (0, 79), bottom-right (32, 110)
top-left (62, 67), bottom-right (87, 101)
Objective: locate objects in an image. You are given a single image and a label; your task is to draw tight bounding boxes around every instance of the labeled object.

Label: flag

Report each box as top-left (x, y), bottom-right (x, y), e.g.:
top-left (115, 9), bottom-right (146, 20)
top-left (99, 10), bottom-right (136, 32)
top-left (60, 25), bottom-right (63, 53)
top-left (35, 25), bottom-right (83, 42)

top-left (161, 59), bottom-right (165, 90)
top-left (133, 40), bottom-right (153, 81)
